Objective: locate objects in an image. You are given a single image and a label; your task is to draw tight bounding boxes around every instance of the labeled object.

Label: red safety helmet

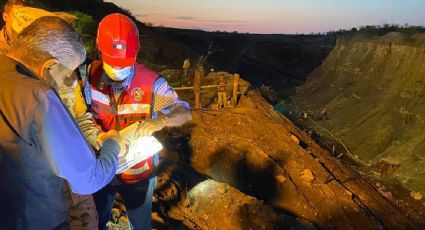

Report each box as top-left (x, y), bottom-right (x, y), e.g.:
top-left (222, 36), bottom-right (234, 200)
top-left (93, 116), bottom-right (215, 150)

top-left (97, 13), bottom-right (139, 67)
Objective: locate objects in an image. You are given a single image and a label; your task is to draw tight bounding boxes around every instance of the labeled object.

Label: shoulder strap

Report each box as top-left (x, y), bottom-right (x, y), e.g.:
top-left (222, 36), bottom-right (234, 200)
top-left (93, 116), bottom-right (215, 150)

top-left (136, 64), bottom-right (159, 84)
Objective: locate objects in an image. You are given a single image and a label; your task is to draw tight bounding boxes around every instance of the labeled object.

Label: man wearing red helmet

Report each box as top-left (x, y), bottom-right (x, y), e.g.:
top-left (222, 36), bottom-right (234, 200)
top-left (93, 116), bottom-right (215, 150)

top-left (86, 13), bottom-right (191, 230)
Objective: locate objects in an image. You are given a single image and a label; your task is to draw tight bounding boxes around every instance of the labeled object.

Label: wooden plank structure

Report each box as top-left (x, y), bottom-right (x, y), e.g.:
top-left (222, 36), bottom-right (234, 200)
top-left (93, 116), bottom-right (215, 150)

top-left (193, 68), bottom-right (203, 109)
top-left (232, 73), bottom-right (240, 106)
top-left (175, 71), bottom-right (241, 109)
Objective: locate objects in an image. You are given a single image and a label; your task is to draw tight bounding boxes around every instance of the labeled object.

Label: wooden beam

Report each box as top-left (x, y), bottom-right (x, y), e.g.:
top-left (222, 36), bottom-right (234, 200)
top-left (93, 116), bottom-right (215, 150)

top-left (232, 73), bottom-right (240, 106)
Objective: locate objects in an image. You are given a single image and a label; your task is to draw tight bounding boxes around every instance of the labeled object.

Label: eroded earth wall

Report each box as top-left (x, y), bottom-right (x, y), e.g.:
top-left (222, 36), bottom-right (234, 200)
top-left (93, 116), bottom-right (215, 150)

top-left (295, 33), bottom-right (425, 195)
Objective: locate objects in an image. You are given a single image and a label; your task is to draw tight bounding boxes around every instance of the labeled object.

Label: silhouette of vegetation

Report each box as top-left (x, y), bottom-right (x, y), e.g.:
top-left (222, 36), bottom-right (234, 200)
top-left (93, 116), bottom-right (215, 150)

top-left (69, 11), bottom-right (98, 58)
top-left (195, 43), bottom-right (222, 69)
top-left (326, 24), bottom-right (425, 39)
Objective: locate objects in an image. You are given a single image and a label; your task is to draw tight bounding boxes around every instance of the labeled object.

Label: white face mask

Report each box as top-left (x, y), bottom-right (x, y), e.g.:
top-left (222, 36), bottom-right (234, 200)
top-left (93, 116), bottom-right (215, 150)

top-left (103, 63), bottom-right (133, 81)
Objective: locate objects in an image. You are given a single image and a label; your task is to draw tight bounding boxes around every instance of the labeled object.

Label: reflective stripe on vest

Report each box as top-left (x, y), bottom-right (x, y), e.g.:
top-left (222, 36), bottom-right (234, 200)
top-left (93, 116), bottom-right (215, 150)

top-left (90, 87), bottom-right (110, 105)
top-left (90, 88), bottom-right (152, 115)
top-left (118, 104), bottom-right (151, 115)
top-left (124, 162), bottom-right (150, 175)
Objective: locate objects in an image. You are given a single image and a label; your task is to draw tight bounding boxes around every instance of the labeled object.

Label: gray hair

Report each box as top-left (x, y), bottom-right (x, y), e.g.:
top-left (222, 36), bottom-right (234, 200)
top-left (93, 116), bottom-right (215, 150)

top-left (8, 16), bottom-right (86, 69)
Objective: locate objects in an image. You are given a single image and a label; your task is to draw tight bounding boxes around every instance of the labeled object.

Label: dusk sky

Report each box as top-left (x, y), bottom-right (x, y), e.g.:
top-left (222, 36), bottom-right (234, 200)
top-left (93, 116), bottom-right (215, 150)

top-left (106, 0), bottom-right (425, 34)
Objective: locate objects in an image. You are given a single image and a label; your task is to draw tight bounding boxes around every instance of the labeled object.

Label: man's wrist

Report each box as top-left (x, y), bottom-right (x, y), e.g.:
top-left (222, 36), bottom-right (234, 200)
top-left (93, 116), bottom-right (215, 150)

top-left (159, 115), bottom-right (169, 127)
top-left (101, 139), bottom-right (121, 159)
top-left (95, 131), bottom-right (107, 147)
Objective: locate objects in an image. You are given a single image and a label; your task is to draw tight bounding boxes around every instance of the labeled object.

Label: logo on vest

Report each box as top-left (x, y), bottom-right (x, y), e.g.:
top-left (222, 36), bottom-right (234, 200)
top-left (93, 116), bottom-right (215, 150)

top-left (131, 88), bottom-right (144, 101)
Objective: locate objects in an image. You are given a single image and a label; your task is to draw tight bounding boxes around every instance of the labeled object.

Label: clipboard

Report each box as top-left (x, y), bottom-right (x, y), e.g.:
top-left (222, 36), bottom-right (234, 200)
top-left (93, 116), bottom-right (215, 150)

top-left (116, 122), bottom-right (163, 174)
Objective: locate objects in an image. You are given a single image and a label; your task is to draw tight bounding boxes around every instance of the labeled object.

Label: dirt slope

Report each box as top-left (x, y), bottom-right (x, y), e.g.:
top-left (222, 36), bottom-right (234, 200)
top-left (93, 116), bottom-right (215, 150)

top-left (153, 89), bottom-right (420, 229)
top-left (294, 33), bottom-right (425, 197)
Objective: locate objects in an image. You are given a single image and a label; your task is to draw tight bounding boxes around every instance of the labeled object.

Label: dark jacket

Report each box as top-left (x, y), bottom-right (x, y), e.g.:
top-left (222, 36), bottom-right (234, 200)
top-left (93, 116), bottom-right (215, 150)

top-left (0, 56), bottom-right (119, 230)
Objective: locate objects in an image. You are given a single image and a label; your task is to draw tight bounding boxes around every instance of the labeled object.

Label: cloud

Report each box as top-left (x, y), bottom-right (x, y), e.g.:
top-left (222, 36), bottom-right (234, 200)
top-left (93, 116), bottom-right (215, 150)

top-left (174, 16), bottom-right (196, 20)
top-left (137, 13), bottom-right (170, 18)
top-left (188, 26), bottom-right (207, 31)
top-left (170, 16), bottom-right (247, 24)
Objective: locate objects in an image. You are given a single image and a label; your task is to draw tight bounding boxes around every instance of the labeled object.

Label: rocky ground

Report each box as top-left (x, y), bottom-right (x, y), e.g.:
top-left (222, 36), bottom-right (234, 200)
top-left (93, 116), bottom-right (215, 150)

top-left (107, 71), bottom-right (424, 229)
top-left (278, 98), bottom-right (425, 227)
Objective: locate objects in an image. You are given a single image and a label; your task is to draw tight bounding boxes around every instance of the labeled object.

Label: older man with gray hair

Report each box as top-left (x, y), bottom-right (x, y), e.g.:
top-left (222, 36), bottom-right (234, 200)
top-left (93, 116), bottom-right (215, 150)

top-left (0, 16), bottom-right (127, 229)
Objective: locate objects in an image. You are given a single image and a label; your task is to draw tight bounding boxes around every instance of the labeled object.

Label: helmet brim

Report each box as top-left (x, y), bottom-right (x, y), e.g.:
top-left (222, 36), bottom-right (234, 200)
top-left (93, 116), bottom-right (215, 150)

top-left (101, 53), bottom-right (136, 67)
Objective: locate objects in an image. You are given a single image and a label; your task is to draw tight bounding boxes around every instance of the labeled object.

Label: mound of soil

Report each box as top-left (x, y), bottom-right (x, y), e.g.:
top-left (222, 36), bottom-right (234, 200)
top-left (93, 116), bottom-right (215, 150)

top-left (150, 88), bottom-right (421, 229)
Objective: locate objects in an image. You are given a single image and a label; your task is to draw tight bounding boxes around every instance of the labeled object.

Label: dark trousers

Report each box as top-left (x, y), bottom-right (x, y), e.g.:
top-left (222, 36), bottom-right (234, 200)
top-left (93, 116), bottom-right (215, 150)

top-left (93, 177), bottom-right (157, 230)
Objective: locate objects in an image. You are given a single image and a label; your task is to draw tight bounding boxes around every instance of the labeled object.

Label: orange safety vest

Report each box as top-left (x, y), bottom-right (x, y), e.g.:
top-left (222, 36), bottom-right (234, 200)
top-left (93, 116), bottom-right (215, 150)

top-left (89, 60), bottom-right (159, 184)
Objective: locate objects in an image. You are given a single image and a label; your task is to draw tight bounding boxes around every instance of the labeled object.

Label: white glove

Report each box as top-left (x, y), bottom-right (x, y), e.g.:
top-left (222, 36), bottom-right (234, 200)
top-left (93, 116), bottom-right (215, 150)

top-left (103, 132), bottom-right (130, 159)
top-left (96, 130), bottom-right (119, 148)
top-left (135, 116), bottom-right (168, 137)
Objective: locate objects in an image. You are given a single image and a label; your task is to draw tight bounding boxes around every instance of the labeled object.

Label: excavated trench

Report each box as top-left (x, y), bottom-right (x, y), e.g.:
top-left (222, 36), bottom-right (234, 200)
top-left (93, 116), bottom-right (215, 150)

top-left (148, 89), bottom-right (422, 229)
top-left (108, 71), bottom-right (424, 229)
top-left (107, 39), bottom-right (425, 227)
top-left (294, 33), bottom-right (425, 195)
top-left (290, 33), bottom-right (425, 226)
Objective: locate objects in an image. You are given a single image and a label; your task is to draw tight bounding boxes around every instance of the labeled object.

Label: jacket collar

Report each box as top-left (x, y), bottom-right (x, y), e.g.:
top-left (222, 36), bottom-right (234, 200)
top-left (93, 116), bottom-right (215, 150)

top-left (0, 55), bottom-right (38, 79)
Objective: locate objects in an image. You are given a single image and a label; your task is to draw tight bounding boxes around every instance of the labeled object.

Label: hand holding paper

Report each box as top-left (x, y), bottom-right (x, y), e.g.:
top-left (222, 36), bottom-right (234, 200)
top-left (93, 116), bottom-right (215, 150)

top-left (102, 132), bottom-right (130, 159)
top-left (135, 116), bottom-right (168, 137)
top-left (115, 122), bottom-right (164, 174)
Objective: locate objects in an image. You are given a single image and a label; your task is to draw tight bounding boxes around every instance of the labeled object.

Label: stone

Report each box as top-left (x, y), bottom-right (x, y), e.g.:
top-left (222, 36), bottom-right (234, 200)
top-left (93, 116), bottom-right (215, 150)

top-left (290, 135), bottom-right (300, 145)
top-left (300, 169), bottom-right (314, 183)
top-left (411, 191), bottom-right (423, 201)
top-left (275, 175), bottom-right (286, 184)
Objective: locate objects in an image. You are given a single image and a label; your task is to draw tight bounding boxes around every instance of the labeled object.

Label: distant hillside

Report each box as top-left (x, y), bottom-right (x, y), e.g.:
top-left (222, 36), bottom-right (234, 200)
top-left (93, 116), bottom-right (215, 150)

top-left (154, 28), bottom-right (334, 90)
top-left (294, 32), bottom-right (425, 195)
top-left (0, 0), bottom-right (334, 92)
top-left (3, 1), bottom-right (424, 94)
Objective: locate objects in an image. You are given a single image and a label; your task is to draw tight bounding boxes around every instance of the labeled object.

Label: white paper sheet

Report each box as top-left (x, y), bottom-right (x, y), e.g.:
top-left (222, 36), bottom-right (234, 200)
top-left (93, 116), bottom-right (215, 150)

top-left (116, 122), bottom-right (163, 174)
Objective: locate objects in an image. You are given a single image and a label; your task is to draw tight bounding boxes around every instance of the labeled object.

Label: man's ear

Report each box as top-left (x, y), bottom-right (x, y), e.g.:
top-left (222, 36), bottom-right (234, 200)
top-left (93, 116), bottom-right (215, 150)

top-left (39, 59), bottom-right (58, 79)
top-left (3, 12), bottom-right (7, 23)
